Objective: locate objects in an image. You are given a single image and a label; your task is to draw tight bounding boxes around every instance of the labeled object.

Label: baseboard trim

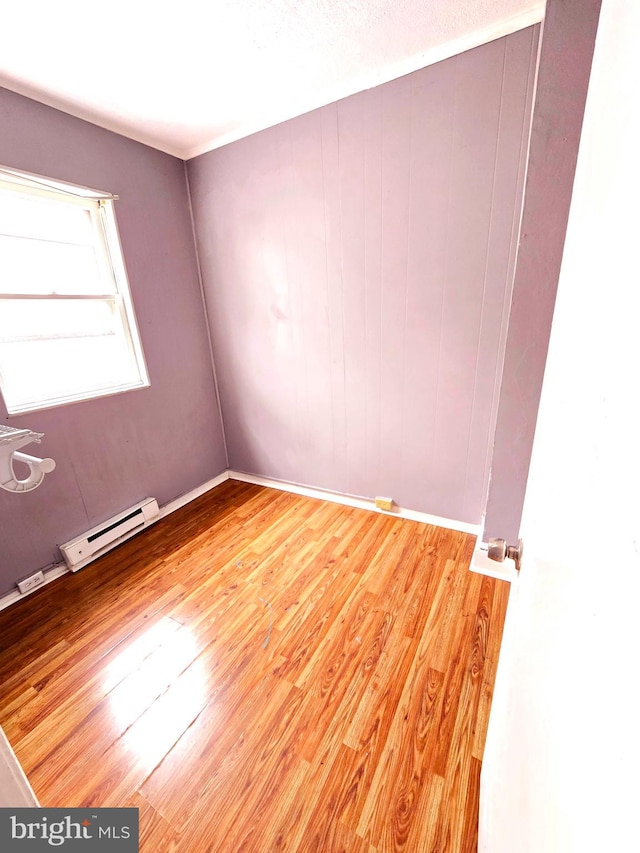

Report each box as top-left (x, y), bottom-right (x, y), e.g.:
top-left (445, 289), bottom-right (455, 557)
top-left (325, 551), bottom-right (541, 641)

top-left (469, 546), bottom-right (518, 582)
top-left (0, 562), bottom-right (69, 614)
top-left (157, 471), bottom-right (230, 519)
top-left (0, 471), bottom-right (231, 614)
top-left (227, 470), bottom-right (481, 536)
top-left (2, 469), bottom-right (482, 612)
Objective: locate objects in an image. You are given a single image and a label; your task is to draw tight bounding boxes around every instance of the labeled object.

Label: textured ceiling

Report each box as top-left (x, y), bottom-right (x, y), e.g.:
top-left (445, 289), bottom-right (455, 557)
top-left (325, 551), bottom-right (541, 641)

top-left (0, 0), bottom-right (544, 160)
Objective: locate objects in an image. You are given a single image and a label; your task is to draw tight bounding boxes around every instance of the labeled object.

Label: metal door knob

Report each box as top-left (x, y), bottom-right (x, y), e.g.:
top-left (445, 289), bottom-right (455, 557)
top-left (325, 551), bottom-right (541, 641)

top-left (486, 537), bottom-right (523, 571)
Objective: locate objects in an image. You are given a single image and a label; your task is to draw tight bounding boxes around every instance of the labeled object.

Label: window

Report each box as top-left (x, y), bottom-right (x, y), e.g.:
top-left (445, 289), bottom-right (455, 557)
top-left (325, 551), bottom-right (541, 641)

top-left (0, 166), bottom-right (149, 415)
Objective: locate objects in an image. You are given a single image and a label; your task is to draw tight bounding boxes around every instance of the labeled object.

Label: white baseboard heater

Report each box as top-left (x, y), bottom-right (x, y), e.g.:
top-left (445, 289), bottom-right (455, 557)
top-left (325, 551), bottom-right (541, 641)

top-left (60, 497), bottom-right (160, 572)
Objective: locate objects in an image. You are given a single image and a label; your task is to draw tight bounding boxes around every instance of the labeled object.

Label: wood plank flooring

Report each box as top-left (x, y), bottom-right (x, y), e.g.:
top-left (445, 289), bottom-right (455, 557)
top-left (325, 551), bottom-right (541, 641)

top-left (0, 481), bottom-right (509, 852)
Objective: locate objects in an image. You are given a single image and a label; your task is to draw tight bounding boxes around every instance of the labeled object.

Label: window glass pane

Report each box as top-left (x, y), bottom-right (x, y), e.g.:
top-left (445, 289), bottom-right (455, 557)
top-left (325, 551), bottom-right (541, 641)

top-left (0, 172), bottom-right (149, 414)
top-left (0, 189), bottom-right (96, 245)
top-left (0, 299), bottom-right (143, 410)
top-left (0, 234), bottom-right (111, 295)
top-left (0, 298), bottom-right (118, 342)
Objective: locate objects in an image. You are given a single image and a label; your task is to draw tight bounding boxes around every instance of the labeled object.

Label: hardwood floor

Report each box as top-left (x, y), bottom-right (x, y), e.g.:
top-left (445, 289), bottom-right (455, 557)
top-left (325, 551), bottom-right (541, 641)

top-left (0, 481), bottom-right (509, 852)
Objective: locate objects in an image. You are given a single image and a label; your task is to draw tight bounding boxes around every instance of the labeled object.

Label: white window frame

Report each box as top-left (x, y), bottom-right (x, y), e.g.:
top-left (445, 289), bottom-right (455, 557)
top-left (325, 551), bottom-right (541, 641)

top-left (0, 166), bottom-right (150, 415)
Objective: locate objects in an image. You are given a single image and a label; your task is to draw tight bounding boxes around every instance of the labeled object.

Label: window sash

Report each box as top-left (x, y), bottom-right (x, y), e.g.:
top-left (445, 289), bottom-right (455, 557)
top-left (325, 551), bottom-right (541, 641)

top-left (0, 167), bottom-right (149, 415)
top-left (0, 166), bottom-right (117, 202)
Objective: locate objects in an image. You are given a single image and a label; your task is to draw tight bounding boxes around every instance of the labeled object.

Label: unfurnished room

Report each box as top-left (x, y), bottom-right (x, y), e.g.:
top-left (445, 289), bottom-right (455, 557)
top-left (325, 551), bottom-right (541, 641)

top-left (1, 1), bottom-right (638, 851)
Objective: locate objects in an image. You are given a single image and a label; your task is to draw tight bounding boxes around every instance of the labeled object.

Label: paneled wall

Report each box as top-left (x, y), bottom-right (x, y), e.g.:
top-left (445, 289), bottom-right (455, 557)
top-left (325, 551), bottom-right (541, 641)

top-left (483, 0), bottom-right (602, 542)
top-left (0, 88), bottom-right (227, 595)
top-left (188, 27), bottom-right (538, 524)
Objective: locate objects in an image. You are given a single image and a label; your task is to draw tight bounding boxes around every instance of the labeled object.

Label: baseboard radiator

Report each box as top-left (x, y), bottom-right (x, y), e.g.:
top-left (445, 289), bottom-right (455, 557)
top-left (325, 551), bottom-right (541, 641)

top-left (60, 498), bottom-right (160, 572)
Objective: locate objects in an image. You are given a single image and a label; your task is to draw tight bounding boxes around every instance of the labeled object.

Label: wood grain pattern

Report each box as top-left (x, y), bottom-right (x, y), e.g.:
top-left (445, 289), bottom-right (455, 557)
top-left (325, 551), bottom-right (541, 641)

top-left (0, 481), bottom-right (509, 852)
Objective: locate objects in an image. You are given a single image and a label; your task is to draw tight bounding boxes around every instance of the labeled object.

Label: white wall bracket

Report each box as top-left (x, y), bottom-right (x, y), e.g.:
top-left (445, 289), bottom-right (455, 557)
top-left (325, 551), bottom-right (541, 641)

top-left (0, 426), bottom-right (56, 493)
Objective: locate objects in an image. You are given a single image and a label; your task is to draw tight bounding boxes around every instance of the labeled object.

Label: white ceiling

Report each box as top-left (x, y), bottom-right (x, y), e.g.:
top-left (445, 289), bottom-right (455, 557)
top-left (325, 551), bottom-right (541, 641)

top-left (0, 1), bottom-right (544, 161)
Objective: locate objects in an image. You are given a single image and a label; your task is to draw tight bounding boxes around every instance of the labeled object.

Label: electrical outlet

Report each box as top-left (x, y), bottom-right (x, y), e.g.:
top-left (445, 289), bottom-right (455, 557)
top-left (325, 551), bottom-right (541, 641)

top-left (17, 571), bottom-right (45, 595)
top-left (375, 496), bottom-right (394, 511)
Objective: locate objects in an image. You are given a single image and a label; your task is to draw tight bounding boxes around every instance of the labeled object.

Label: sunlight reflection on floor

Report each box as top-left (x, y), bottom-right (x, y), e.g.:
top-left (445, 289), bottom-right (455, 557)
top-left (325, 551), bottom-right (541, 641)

top-left (105, 622), bottom-right (209, 767)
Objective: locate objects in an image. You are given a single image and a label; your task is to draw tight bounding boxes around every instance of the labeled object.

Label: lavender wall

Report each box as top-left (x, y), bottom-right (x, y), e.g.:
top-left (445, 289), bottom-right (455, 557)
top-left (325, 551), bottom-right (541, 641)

top-left (0, 88), bottom-right (227, 595)
top-left (188, 28), bottom-right (538, 524)
top-left (483, 0), bottom-right (602, 542)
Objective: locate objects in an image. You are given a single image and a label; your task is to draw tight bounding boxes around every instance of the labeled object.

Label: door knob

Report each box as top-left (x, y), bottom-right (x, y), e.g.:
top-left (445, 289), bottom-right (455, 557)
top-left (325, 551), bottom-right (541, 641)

top-left (485, 537), bottom-right (524, 572)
